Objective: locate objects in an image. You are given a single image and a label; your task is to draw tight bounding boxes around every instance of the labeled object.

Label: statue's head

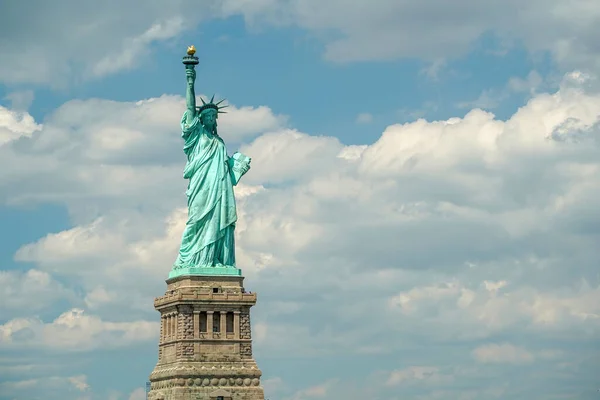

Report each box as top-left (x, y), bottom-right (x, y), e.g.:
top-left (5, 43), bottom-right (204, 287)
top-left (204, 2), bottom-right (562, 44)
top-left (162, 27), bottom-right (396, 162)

top-left (200, 108), bottom-right (217, 129)
top-left (197, 95), bottom-right (227, 131)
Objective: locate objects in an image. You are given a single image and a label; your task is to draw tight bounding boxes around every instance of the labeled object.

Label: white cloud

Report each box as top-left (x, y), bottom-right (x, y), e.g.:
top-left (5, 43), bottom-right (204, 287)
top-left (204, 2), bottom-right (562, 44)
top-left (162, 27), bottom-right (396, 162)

top-left (388, 279), bottom-right (600, 339)
top-left (68, 375), bottom-right (90, 392)
top-left (0, 105), bottom-right (42, 145)
top-left (471, 343), bottom-right (535, 364)
top-left (219, 104), bottom-right (288, 141)
top-left (482, 280), bottom-right (507, 293)
top-left (386, 366), bottom-right (452, 386)
top-left (84, 286), bottom-right (118, 309)
top-left (0, 309), bottom-right (158, 351)
top-left (6, 74), bottom-right (600, 330)
top-left (337, 144), bottom-right (367, 161)
top-left (0, 95), bottom-right (284, 209)
top-left (240, 130), bottom-right (343, 184)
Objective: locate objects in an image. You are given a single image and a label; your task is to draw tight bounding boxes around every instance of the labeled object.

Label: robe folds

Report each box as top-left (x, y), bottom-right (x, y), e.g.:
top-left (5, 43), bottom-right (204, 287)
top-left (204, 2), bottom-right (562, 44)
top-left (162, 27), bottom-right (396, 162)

top-left (173, 110), bottom-right (237, 269)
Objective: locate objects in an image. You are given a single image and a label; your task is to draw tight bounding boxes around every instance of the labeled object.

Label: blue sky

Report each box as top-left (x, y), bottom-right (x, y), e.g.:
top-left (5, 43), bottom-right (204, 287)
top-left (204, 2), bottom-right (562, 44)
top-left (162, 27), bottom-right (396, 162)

top-left (1, 1), bottom-right (599, 399)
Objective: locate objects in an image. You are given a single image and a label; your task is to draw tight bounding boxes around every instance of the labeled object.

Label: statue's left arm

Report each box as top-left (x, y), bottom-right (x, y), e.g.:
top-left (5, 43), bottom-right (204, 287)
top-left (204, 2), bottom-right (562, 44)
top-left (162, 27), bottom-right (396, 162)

top-left (228, 152), bottom-right (251, 186)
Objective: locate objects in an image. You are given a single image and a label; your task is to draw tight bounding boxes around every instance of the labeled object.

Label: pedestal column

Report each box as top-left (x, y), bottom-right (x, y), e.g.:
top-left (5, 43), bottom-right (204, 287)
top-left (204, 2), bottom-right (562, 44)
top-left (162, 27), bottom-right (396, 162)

top-left (207, 311), bottom-right (214, 334)
top-left (220, 311), bottom-right (227, 335)
top-left (193, 311), bottom-right (200, 339)
top-left (233, 311), bottom-right (240, 339)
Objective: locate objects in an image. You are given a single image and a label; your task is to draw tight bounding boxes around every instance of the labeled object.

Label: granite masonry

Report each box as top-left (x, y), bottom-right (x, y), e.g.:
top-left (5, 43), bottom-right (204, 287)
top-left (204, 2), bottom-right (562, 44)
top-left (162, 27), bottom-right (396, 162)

top-left (147, 275), bottom-right (264, 400)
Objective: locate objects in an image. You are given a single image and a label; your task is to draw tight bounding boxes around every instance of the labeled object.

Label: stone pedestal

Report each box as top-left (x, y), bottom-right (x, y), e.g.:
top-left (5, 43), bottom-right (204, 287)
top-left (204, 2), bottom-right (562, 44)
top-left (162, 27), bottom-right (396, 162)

top-left (148, 275), bottom-right (265, 400)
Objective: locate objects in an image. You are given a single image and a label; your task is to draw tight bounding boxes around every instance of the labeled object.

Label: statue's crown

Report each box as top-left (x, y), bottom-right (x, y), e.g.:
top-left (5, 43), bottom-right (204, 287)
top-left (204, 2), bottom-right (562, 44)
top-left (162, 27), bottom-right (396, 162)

top-left (197, 95), bottom-right (228, 115)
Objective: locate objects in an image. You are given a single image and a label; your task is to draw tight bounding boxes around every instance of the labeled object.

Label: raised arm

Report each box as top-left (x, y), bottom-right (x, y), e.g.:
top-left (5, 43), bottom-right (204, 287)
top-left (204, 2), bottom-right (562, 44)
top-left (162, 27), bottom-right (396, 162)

top-left (185, 67), bottom-right (197, 125)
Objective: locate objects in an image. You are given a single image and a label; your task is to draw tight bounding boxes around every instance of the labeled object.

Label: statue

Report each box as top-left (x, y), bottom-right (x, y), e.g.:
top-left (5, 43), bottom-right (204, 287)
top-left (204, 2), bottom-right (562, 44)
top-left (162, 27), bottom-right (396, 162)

top-left (169, 45), bottom-right (251, 278)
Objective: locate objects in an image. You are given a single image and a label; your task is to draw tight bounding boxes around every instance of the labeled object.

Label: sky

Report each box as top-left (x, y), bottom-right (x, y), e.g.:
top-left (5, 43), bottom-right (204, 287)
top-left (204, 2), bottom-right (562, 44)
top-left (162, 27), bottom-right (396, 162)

top-left (0, 0), bottom-right (599, 399)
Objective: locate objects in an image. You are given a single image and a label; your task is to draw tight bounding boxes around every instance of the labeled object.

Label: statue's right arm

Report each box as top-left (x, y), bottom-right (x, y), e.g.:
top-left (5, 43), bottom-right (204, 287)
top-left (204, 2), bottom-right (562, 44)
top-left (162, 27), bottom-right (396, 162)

top-left (185, 68), bottom-right (196, 126)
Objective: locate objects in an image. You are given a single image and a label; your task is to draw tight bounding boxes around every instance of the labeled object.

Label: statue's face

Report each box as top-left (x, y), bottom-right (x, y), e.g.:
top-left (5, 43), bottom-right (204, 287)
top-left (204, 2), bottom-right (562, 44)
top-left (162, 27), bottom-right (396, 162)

top-left (201, 110), bottom-right (217, 128)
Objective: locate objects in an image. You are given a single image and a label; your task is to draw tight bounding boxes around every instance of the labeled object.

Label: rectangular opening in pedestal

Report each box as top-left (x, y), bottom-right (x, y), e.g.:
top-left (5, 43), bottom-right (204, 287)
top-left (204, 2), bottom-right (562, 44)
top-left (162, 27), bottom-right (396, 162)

top-left (213, 312), bottom-right (220, 332)
top-left (200, 311), bottom-right (207, 332)
top-left (226, 312), bottom-right (234, 333)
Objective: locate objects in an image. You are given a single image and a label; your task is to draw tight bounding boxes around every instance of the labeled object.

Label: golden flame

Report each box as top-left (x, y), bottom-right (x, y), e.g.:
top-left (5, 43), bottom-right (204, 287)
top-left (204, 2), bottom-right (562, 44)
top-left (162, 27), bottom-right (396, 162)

top-left (187, 45), bottom-right (196, 56)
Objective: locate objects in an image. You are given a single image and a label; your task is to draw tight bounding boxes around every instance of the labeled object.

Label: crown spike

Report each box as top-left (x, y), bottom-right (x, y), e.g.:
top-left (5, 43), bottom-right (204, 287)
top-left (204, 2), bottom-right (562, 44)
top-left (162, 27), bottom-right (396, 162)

top-left (196, 96), bottom-right (228, 115)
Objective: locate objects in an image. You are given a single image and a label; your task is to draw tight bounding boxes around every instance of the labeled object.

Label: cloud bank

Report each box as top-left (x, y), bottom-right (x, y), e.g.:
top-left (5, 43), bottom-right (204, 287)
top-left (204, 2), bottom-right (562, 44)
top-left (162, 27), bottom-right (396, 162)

top-left (0, 72), bottom-right (599, 399)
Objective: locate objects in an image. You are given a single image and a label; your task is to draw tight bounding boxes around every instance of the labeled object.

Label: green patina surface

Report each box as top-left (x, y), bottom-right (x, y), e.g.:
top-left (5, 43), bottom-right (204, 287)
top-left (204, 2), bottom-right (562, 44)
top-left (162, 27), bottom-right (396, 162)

top-left (169, 47), bottom-right (251, 277)
top-left (168, 265), bottom-right (242, 279)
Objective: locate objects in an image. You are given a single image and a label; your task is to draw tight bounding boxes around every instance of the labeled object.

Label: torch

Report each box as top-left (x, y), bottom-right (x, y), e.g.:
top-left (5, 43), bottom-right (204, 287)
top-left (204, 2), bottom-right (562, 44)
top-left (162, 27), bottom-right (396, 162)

top-left (183, 45), bottom-right (199, 70)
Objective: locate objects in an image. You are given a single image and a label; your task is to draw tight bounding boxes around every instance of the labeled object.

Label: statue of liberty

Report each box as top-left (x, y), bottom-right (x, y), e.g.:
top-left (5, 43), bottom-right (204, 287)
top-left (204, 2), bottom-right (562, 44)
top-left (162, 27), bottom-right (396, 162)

top-left (170, 46), bottom-right (251, 278)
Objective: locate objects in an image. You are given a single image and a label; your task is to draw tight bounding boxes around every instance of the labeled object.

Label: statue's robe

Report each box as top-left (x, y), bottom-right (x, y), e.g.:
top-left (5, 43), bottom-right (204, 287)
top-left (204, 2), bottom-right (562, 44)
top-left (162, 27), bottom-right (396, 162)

top-left (173, 110), bottom-right (237, 268)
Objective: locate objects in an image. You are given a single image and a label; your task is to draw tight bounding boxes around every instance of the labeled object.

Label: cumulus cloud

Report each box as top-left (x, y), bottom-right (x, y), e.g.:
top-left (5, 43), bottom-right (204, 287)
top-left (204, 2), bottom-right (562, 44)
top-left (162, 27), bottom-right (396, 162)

top-left (0, 95), bottom-right (284, 210)
top-left (219, 104), bottom-right (289, 141)
top-left (0, 309), bottom-right (158, 351)
top-left (1, 71), bottom-right (599, 399)
top-left (0, 105), bottom-right (42, 145)
top-left (240, 130), bottom-right (344, 184)
top-left (388, 279), bottom-right (600, 338)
